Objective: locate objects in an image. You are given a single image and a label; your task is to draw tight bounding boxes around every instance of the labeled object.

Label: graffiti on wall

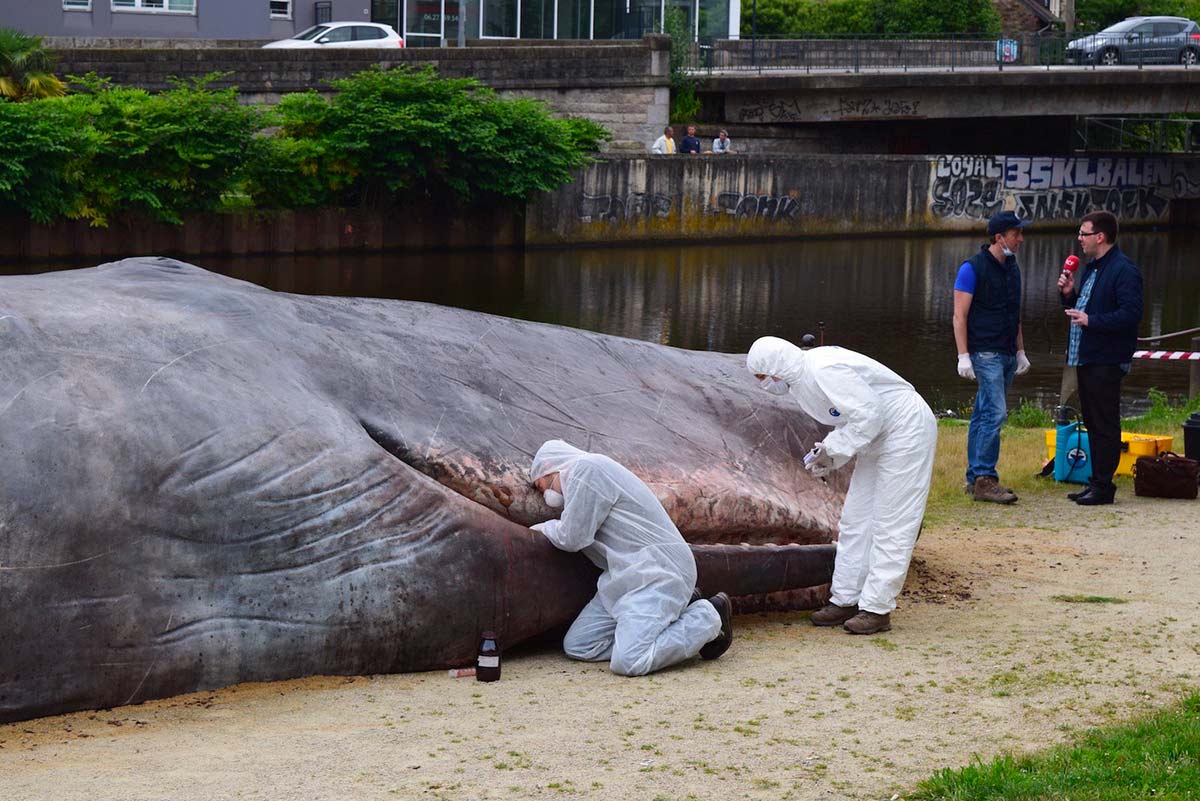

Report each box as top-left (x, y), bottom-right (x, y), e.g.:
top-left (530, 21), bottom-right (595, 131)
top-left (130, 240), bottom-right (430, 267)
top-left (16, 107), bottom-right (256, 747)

top-left (930, 155), bottom-right (1200, 223)
top-left (580, 192), bottom-right (672, 223)
top-left (710, 191), bottom-right (802, 221)
top-left (734, 94), bottom-right (923, 123)
top-left (580, 190), bottom-right (803, 224)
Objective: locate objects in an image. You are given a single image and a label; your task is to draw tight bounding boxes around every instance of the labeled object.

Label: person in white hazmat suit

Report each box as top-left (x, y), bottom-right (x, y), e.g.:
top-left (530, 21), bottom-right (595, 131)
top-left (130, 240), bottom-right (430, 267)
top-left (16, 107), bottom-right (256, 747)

top-left (746, 337), bottom-right (937, 635)
top-left (530, 440), bottom-right (733, 675)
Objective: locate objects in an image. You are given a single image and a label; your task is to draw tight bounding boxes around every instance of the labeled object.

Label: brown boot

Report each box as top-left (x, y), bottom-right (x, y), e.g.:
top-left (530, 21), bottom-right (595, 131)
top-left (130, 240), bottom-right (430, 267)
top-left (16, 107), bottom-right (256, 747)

top-left (972, 476), bottom-right (1017, 504)
top-left (843, 611), bottom-right (892, 635)
top-left (811, 602), bottom-right (859, 627)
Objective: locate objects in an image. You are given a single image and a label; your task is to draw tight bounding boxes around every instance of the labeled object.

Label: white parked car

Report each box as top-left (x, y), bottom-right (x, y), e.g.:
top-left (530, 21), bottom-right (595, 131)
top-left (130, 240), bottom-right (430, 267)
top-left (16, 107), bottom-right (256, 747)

top-left (262, 21), bottom-right (405, 49)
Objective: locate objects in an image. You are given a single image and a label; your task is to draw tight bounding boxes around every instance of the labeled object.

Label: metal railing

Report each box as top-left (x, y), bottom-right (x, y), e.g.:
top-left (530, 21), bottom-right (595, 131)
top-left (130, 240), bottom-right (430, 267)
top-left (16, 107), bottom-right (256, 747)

top-left (686, 30), bottom-right (1200, 73)
top-left (1076, 117), bottom-right (1200, 152)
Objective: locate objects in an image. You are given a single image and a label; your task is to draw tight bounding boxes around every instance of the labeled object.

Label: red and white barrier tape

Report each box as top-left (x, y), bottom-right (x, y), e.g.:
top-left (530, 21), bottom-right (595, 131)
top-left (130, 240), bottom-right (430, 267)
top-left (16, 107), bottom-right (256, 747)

top-left (1133, 350), bottom-right (1200, 361)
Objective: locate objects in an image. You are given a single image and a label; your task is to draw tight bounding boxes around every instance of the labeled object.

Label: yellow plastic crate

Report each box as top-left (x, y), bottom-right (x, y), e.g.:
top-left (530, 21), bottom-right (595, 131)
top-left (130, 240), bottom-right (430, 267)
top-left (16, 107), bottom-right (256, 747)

top-left (1044, 430), bottom-right (1173, 476)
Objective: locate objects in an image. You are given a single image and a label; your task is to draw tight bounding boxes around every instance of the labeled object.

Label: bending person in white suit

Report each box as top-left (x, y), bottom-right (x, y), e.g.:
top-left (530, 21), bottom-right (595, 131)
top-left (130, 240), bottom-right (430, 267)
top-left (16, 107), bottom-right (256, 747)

top-left (746, 337), bottom-right (937, 635)
top-left (530, 440), bottom-right (732, 675)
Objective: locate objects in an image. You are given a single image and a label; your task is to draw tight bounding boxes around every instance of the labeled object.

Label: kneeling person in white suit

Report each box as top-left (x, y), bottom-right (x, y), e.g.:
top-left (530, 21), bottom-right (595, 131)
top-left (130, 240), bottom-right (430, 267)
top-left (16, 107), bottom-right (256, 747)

top-left (530, 440), bottom-right (733, 675)
top-left (747, 337), bottom-right (937, 635)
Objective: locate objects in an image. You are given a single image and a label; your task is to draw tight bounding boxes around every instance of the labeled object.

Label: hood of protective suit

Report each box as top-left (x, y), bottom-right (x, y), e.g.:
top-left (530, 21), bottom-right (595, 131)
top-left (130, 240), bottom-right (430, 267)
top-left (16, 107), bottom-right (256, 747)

top-left (746, 336), bottom-right (807, 387)
top-left (531, 439), bottom-right (587, 482)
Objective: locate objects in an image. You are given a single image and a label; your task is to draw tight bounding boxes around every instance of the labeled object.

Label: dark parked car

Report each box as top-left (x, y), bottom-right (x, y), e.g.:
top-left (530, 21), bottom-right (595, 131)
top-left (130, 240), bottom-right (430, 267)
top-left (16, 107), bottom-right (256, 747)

top-left (1066, 16), bottom-right (1200, 66)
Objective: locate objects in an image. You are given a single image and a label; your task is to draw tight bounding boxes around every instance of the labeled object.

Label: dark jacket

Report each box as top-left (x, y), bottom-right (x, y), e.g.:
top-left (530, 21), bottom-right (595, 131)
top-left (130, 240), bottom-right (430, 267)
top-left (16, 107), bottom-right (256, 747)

top-left (1060, 245), bottom-right (1143, 365)
top-left (679, 135), bottom-right (702, 154)
top-left (965, 245), bottom-right (1021, 354)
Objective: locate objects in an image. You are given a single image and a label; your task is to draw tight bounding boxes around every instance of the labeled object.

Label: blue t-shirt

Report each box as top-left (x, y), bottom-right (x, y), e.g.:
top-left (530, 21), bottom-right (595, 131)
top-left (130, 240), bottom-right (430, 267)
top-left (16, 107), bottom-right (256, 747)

top-left (953, 261), bottom-right (975, 294)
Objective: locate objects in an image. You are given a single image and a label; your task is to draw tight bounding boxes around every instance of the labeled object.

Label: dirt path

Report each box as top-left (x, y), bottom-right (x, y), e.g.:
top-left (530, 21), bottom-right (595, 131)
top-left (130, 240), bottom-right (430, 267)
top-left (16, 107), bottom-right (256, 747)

top-left (3, 492), bottom-right (1198, 801)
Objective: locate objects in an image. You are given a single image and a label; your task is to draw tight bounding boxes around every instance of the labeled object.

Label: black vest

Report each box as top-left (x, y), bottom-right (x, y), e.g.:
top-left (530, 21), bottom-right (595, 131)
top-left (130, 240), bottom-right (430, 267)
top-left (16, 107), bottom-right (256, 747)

top-left (966, 245), bottom-right (1021, 354)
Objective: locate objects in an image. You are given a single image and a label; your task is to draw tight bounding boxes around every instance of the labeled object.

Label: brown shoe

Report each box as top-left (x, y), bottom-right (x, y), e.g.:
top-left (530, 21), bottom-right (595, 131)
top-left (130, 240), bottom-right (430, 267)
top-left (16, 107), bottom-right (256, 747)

top-left (810, 602), bottom-right (859, 627)
top-left (843, 611), bottom-right (892, 635)
top-left (972, 476), bottom-right (1017, 504)
top-left (699, 592), bottom-right (733, 660)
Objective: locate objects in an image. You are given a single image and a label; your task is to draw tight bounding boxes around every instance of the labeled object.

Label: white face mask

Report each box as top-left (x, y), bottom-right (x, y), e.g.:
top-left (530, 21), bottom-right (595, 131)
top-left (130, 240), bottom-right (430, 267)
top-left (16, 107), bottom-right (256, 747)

top-left (1001, 245), bottom-right (1014, 257)
top-left (543, 488), bottom-right (564, 508)
top-left (759, 375), bottom-right (790, 396)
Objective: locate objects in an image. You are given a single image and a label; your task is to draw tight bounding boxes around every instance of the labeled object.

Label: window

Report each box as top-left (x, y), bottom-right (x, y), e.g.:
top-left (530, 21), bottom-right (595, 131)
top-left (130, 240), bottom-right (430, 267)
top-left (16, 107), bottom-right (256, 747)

top-left (64, 0), bottom-right (92, 9)
top-left (1153, 22), bottom-right (1184, 36)
top-left (353, 25), bottom-right (386, 39)
top-left (320, 26), bottom-right (353, 42)
top-left (111, 0), bottom-right (197, 12)
top-left (270, 0), bottom-right (292, 18)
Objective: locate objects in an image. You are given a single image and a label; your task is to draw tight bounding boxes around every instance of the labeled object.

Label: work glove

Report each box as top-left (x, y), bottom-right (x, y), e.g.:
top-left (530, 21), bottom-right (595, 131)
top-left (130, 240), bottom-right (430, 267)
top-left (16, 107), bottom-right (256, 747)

top-left (1015, 350), bottom-right (1031, 376)
top-left (956, 353), bottom-right (976, 381)
top-left (803, 442), bottom-right (834, 478)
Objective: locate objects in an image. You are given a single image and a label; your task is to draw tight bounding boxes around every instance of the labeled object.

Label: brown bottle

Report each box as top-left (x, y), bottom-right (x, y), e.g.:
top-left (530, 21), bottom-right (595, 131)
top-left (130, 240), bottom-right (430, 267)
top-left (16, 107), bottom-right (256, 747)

top-left (476, 631), bottom-right (501, 682)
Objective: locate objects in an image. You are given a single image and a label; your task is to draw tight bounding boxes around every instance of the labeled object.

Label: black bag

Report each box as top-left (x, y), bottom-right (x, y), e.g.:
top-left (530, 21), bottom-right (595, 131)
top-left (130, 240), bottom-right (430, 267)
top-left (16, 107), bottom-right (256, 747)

top-left (1132, 452), bottom-right (1200, 499)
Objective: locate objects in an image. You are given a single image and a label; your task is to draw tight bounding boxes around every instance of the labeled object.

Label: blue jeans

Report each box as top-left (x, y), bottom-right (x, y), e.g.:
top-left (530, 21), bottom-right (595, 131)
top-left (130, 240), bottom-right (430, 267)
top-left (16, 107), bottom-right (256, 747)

top-left (965, 351), bottom-right (1016, 485)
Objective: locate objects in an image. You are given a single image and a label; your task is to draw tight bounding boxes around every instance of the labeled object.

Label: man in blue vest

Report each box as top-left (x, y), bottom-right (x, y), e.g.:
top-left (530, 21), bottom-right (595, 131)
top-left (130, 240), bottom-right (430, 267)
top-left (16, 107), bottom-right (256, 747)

top-left (953, 210), bottom-right (1033, 504)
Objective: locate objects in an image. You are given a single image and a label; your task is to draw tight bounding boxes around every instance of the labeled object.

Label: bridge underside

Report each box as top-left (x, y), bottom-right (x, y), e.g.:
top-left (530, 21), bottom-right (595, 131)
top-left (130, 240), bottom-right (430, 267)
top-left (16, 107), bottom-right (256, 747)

top-left (697, 67), bottom-right (1200, 155)
top-left (697, 110), bottom-right (1078, 155)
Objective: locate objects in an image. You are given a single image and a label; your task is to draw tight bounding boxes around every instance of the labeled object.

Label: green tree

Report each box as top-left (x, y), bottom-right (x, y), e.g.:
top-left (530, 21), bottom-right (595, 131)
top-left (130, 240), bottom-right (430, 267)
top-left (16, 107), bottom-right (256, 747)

top-left (1075, 0), bottom-right (1200, 29)
top-left (664, 6), bottom-right (702, 122)
top-left (0, 28), bottom-right (66, 102)
top-left (743, 0), bottom-right (1000, 37)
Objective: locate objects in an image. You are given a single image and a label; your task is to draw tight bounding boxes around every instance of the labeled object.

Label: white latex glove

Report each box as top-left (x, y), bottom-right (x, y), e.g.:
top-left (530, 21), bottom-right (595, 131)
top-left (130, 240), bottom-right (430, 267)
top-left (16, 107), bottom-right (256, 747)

top-left (1015, 350), bottom-right (1031, 376)
top-left (531, 521), bottom-right (551, 534)
top-left (956, 353), bottom-right (976, 381)
top-left (803, 442), bottom-right (835, 478)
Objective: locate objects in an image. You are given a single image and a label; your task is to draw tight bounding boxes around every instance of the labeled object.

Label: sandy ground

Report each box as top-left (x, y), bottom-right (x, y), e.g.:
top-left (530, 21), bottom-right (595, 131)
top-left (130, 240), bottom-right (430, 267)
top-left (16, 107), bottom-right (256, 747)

top-left (3, 490), bottom-right (1199, 801)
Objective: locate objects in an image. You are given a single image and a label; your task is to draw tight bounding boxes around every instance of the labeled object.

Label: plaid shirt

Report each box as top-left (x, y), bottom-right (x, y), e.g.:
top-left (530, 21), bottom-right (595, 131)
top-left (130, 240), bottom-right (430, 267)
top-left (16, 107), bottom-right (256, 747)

top-left (1066, 268), bottom-right (1098, 367)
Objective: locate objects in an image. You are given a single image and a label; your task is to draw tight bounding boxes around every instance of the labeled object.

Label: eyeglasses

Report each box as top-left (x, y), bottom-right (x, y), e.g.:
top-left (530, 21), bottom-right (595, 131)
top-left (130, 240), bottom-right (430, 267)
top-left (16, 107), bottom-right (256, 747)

top-left (1077, 231), bottom-right (1101, 238)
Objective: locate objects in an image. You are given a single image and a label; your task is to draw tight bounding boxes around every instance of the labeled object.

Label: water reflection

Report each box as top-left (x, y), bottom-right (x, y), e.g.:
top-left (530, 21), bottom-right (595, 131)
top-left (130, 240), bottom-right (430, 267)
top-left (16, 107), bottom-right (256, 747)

top-left (7, 229), bottom-right (1196, 413)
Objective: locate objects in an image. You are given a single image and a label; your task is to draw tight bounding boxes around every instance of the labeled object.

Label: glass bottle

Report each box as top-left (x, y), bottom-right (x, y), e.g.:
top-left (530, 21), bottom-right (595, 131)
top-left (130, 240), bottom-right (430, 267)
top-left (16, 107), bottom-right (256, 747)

top-left (476, 631), bottom-right (501, 682)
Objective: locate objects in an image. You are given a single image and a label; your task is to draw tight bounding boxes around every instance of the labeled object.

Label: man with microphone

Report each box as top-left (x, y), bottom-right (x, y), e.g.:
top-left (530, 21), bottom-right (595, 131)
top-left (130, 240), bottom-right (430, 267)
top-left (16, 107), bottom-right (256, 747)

top-left (953, 210), bottom-right (1032, 504)
top-left (1057, 211), bottom-right (1143, 506)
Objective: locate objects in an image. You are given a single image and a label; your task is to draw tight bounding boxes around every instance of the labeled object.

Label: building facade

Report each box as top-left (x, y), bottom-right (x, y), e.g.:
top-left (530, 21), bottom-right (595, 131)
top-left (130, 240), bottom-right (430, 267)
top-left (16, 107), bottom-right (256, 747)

top-left (4, 0), bottom-right (737, 43)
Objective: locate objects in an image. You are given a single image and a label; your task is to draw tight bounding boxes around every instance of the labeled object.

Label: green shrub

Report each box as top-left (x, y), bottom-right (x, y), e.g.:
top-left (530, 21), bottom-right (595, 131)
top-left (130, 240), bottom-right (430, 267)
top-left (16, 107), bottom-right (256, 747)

top-left (0, 66), bottom-right (609, 224)
top-left (1123, 387), bottom-right (1200, 432)
top-left (743, 0), bottom-right (1000, 37)
top-left (247, 66), bottom-right (609, 209)
top-left (1006, 398), bottom-right (1053, 429)
top-left (0, 98), bottom-right (95, 223)
top-left (65, 75), bottom-right (261, 225)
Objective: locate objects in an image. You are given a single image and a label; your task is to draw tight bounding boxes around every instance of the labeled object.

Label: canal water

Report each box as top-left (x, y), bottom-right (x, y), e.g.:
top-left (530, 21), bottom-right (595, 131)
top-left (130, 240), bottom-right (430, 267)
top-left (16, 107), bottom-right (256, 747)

top-left (8, 229), bottom-right (1197, 415)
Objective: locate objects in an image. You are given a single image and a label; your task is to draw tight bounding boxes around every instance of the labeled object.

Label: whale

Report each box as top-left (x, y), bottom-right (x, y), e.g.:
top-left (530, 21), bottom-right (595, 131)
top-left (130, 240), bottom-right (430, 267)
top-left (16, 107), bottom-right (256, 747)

top-left (0, 258), bottom-right (843, 723)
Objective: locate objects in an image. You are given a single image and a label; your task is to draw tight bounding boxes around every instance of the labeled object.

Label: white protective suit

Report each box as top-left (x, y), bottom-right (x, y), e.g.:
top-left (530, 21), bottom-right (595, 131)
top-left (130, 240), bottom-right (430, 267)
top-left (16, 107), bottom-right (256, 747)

top-left (746, 337), bottom-right (937, 615)
top-left (530, 441), bottom-right (722, 676)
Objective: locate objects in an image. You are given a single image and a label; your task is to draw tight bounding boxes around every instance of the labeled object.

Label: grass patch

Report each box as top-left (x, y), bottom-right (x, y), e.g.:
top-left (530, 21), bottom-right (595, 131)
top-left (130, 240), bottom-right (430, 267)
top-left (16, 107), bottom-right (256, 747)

top-left (1123, 388), bottom-right (1200, 436)
top-left (1052, 594), bottom-right (1130, 604)
top-left (911, 692), bottom-right (1200, 800)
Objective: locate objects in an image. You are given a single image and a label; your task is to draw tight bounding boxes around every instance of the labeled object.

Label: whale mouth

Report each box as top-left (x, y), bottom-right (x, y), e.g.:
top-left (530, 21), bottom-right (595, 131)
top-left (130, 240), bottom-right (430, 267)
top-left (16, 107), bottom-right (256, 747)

top-left (359, 421), bottom-right (837, 547)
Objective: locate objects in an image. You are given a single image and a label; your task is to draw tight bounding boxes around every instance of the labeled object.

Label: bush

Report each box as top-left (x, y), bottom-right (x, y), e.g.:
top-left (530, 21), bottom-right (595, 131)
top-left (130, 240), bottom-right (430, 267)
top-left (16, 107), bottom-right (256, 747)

top-left (743, 0), bottom-right (1000, 37)
top-left (248, 66), bottom-right (609, 209)
top-left (66, 75), bottom-right (261, 225)
top-left (1006, 399), bottom-right (1053, 429)
top-left (0, 66), bottom-right (610, 224)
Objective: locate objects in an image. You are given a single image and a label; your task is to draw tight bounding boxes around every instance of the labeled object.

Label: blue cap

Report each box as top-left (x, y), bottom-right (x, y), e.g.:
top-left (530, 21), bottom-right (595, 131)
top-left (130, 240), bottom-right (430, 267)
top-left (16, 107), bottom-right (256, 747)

top-left (987, 211), bottom-right (1031, 237)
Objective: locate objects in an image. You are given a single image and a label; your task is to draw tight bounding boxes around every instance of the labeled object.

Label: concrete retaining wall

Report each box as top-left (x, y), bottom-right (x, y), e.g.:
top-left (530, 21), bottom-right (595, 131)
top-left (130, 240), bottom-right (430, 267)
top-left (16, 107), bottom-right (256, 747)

top-left (6, 154), bottom-right (1198, 260)
top-left (0, 206), bottom-right (522, 263)
top-left (526, 153), bottom-right (1200, 245)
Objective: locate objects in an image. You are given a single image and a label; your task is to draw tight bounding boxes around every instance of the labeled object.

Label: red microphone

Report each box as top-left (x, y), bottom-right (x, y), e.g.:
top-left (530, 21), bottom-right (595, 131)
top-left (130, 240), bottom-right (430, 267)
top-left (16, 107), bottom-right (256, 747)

top-left (1062, 254), bottom-right (1080, 274)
